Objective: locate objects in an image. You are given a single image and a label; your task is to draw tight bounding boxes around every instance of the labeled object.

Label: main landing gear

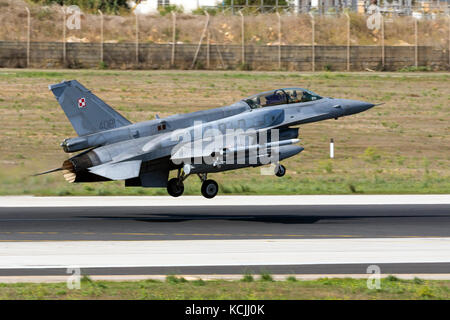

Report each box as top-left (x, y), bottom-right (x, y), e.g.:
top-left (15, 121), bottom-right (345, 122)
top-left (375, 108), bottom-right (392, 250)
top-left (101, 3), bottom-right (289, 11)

top-left (167, 178), bottom-right (184, 197)
top-left (199, 174), bottom-right (219, 199)
top-left (167, 164), bottom-right (286, 198)
top-left (167, 169), bottom-right (219, 199)
top-left (167, 168), bottom-right (187, 197)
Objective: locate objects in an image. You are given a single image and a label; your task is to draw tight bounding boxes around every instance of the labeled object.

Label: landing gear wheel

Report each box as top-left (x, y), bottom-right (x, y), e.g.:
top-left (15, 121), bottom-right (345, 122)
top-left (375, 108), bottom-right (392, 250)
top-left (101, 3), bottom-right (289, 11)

top-left (275, 164), bottom-right (286, 177)
top-left (167, 178), bottom-right (184, 197)
top-left (201, 179), bottom-right (219, 199)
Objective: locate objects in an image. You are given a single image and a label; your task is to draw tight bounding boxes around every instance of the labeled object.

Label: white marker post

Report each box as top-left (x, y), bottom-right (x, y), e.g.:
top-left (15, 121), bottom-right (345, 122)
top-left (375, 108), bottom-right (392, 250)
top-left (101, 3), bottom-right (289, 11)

top-left (330, 138), bottom-right (334, 159)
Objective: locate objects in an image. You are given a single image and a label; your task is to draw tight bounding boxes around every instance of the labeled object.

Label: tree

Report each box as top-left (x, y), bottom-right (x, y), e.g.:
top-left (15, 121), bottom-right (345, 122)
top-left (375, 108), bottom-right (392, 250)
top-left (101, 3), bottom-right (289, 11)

top-left (29, 0), bottom-right (130, 14)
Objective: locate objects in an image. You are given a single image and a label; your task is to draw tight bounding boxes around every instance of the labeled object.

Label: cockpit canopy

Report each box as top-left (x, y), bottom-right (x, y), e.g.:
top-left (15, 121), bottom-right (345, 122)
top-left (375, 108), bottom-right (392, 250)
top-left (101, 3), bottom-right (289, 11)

top-left (243, 88), bottom-right (323, 109)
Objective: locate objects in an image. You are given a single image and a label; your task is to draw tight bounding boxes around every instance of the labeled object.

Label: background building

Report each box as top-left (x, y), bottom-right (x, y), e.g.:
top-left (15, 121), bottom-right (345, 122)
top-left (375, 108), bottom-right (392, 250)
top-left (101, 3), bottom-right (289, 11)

top-left (129, 0), bottom-right (221, 14)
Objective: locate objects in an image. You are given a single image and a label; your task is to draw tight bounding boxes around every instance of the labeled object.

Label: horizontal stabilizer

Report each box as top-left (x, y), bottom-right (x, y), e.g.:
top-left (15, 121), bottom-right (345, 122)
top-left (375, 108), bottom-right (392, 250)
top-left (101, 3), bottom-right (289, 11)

top-left (88, 160), bottom-right (142, 180)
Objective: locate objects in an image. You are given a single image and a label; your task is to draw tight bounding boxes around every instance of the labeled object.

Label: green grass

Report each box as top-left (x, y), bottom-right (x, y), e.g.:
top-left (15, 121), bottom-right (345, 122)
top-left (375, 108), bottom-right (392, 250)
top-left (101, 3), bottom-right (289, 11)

top-left (398, 66), bottom-right (432, 72)
top-left (0, 169), bottom-right (446, 196)
top-left (0, 277), bottom-right (449, 300)
top-left (0, 69), bottom-right (449, 196)
top-left (241, 274), bottom-right (255, 282)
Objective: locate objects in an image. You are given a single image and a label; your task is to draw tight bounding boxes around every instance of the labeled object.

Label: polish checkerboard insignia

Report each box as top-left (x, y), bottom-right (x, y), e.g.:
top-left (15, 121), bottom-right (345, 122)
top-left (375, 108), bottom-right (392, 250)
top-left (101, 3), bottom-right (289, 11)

top-left (78, 97), bottom-right (86, 108)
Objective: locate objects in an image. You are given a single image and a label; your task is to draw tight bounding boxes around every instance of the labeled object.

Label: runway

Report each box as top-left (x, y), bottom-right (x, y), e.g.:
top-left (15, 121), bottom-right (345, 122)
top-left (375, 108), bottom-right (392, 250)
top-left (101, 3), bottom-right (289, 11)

top-left (0, 195), bottom-right (450, 241)
top-left (0, 195), bottom-right (449, 280)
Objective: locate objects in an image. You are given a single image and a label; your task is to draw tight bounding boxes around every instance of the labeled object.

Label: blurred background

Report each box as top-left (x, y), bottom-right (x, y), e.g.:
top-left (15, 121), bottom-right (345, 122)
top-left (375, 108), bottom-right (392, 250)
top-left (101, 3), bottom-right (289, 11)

top-left (0, 0), bottom-right (448, 196)
top-left (0, 0), bottom-right (449, 70)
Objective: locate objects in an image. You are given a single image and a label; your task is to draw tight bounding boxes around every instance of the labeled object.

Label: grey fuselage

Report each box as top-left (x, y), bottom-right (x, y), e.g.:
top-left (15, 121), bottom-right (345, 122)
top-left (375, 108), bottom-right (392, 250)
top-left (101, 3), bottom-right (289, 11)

top-left (63, 96), bottom-right (374, 182)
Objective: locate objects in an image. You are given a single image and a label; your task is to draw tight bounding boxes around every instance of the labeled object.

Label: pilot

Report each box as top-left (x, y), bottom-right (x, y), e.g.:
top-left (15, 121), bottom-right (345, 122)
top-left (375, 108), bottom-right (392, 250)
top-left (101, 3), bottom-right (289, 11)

top-left (265, 93), bottom-right (280, 106)
top-left (290, 90), bottom-right (301, 103)
top-left (256, 96), bottom-right (261, 107)
top-left (301, 91), bottom-right (313, 102)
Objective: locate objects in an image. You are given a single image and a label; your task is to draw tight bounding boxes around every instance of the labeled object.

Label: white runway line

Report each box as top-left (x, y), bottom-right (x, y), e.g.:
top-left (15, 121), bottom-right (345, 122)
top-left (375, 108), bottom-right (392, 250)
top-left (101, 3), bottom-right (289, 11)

top-left (0, 194), bottom-right (449, 207)
top-left (3, 274), bottom-right (450, 283)
top-left (1, 238), bottom-right (450, 269)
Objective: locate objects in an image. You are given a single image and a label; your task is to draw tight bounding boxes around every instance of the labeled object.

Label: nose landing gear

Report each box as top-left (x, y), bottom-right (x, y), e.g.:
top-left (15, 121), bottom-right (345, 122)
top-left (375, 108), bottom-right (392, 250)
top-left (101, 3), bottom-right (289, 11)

top-left (275, 164), bottom-right (286, 177)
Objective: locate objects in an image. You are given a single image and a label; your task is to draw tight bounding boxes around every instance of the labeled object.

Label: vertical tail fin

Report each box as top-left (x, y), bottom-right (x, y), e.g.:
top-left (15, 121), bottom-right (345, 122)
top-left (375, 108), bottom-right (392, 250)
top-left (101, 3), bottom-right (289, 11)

top-left (49, 80), bottom-right (131, 136)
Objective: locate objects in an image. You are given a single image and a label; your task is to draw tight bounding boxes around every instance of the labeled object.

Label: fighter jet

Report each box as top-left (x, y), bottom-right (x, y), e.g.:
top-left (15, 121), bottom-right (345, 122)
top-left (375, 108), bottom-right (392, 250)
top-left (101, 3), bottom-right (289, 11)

top-left (37, 80), bottom-right (375, 198)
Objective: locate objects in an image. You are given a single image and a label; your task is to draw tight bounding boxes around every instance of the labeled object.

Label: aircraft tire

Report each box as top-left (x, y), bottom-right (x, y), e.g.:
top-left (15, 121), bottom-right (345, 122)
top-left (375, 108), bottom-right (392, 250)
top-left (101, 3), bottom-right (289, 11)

top-left (275, 164), bottom-right (286, 177)
top-left (167, 178), bottom-right (184, 197)
top-left (201, 179), bottom-right (219, 199)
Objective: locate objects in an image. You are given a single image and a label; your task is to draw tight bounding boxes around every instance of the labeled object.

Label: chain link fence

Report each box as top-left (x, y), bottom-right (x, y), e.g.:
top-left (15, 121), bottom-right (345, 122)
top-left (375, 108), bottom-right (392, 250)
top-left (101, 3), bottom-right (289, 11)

top-left (0, 0), bottom-right (449, 70)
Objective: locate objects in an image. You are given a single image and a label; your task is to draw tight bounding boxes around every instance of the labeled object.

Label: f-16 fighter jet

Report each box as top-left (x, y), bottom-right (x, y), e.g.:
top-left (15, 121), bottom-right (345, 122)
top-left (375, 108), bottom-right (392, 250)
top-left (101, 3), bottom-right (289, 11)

top-left (37, 81), bottom-right (375, 198)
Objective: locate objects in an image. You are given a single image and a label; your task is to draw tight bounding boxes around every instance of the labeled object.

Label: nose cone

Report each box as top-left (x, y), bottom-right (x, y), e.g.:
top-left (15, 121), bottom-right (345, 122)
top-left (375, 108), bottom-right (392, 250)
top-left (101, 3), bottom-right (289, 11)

top-left (340, 99), bottom-right (375, 116)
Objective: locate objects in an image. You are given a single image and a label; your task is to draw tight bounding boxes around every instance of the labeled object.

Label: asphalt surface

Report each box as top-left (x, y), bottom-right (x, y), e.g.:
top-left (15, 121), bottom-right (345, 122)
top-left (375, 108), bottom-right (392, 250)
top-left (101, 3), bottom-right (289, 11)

top-left (0, 204), bottom-right (449, 241)
top-left (1, 203), bottom-right (450, 277)
top-left (2, 263), bottom-right (450, 276)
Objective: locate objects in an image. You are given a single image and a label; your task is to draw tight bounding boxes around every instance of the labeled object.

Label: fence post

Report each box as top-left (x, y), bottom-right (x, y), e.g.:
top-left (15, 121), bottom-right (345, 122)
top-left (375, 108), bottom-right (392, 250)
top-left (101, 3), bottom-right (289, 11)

top-left (414, 17), bottom-right (418, 67)
top-left (447, 14), bottom-right (449, 66)
top-left (98, 10), bottom-right (103, 64)
top-left (239, 10), bottom-right (245, 66)
top-left (62, 7), bottom-right (66, 65)
top-left (206, 31), bottom-right (210, 69)
top-left (344, 12), bottom-right (350, 71)
top-left (171, 12), bottom-right (176, 67)
top-left (309, 12), bottom-right (315, 72)
top-left (135, 12), bottom-right (139, 66)
top-left (276, 12), bottom-right (281, 70)
top-left (191, 11), bottom-right (210, 69)
top-left (25, 7), bottom-right (30, 68)
top-left (381, 14), bottom-right (384, 68)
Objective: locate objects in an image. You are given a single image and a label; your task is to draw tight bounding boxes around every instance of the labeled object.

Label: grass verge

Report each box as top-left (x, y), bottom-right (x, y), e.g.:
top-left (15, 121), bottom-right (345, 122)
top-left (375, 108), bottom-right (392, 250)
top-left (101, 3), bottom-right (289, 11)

top-left (0, 69), bottom-right (449, 195)
top-left (0, 276), bottom-right (449, 300)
